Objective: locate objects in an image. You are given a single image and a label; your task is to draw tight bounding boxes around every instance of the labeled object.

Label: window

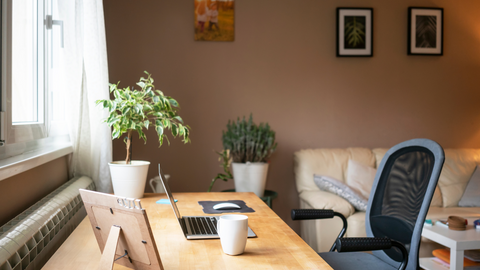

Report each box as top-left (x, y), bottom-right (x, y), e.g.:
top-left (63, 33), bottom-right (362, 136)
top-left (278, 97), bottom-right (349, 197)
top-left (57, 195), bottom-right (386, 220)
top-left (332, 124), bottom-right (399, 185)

top-left (11, 0), bottom-right (43, 124)
top-left (1, 0), bottom-right (66, 147)
top-left (0, 0), bottom-right (70, 176)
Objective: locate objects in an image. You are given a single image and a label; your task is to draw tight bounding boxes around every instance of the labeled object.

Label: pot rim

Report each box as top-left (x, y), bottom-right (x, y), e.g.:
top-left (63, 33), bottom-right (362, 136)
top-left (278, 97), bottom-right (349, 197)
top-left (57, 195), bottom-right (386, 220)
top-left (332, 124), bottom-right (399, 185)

top-left (108, 160), bottom-right (151, 167)
top-left (231, 162), bottom-right (268, 165)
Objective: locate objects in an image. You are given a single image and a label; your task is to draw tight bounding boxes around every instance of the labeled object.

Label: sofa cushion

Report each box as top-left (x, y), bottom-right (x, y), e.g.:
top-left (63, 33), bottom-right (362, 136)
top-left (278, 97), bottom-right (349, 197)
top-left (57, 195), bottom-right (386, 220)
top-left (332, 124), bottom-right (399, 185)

top-left (438, 149), bottom-right (480, 207)
top-left (372, 148), bottom-right (388, 169)
top-left (430, 187), bottom-right (443, 207)
top-left (346, 159), bottom-right (377, 199)
top-left (346, 211), bottom-right (367, 237)
top-left (299, 190), bottom-right (355, 218)
top-left (314, 175), bottom-right (368, 211)
top-left (294, 148), bottom-right (375, 194)
top-left (458, 165), bottom-right (480, 207)
top-left (373, 148), bottom-right (443, 207)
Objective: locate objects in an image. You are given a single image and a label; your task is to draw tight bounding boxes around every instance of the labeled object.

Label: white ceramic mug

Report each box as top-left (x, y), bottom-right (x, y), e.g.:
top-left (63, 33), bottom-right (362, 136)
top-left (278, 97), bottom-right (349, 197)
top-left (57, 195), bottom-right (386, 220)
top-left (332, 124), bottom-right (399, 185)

top-left (217, 215), bottom-right (248, 255)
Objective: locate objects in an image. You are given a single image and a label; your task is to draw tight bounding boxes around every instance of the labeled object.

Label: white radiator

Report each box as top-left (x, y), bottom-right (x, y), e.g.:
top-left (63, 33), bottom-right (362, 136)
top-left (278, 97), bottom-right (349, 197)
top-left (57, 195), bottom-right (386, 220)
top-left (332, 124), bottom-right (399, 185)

top-left (0, 176), bottom-right (95, 270)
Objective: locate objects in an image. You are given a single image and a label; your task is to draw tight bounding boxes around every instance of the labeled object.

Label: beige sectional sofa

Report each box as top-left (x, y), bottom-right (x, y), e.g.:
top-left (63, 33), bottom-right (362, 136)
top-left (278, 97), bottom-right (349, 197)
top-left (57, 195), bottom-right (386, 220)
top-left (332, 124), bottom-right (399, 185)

top-left (294, 147), bottom-right (480, 253)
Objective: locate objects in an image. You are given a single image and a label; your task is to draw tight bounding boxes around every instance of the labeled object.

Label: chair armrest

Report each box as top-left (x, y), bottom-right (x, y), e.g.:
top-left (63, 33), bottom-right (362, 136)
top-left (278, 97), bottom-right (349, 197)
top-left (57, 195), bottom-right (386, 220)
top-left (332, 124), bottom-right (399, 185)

top-left (291, 209), bottom-right (335, 220)
top-left (299, 190), bottom-right (355, 218)
top-left (291, 209), bottom-right (348, 252)
top-left (336, 237), bottom-right (408, 270)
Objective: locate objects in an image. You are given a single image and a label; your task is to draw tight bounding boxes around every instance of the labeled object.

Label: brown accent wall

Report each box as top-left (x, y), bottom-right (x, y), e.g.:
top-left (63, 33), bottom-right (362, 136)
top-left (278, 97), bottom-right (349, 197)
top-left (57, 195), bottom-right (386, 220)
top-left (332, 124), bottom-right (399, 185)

top-left (104, 0), bottom-right (480, 233)
top-left (0, 157), bottom-right (69, 226)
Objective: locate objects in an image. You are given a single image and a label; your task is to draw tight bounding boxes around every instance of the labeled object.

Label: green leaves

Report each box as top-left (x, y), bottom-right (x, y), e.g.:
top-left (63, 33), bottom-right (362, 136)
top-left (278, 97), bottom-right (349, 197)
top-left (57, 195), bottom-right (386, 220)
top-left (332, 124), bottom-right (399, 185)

top-left (112, 128), bottom-right (121, 139)
top-left (136, 81), bottom-right (146, 89)
top-left (221, 114), bottom-right (277, 163)
top-left (96, 71), bottom-right (191, 160)
top-left (156, 125), bottom-right (164, 137)
top-left (173, 116), bottom-right (183, 123)
top-left (207, 149), bottom-right (233, 192)
top-left (168, 98), bottom-right (178, 107)
top-left (122, 107), bottom-right (130, 115)
top-left (134, 104), bottom-right (143, 114)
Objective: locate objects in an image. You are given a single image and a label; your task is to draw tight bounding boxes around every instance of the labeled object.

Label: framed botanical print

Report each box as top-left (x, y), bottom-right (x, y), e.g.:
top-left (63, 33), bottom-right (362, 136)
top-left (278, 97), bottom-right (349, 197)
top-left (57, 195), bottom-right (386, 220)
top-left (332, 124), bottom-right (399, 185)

top-left (408, 7), bottom-right (443, 55)
top-left (336, 8), bottom-right (373, 57)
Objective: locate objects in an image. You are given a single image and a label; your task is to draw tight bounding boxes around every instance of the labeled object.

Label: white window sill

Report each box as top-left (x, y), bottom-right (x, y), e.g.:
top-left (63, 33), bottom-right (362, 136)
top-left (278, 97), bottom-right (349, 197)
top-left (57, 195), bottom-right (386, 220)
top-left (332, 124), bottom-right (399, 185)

top-left (0, 136), bottom-right (73, 181)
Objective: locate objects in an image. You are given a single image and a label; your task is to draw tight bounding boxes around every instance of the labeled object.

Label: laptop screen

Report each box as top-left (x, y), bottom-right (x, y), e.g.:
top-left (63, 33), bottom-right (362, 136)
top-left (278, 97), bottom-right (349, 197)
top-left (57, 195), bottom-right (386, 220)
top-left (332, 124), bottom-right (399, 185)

top-left (157, 164), bottom-right (183, 223)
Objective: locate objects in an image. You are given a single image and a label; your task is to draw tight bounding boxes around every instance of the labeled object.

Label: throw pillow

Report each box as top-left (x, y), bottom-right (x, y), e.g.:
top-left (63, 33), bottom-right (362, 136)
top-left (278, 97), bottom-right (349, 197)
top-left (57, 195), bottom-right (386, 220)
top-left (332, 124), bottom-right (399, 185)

top-left (458, 165), bottom-right (480, 207)
top-left (346, 159), bottom-right (377, 200)
top-left (314, 175), bottom-right (368, 211)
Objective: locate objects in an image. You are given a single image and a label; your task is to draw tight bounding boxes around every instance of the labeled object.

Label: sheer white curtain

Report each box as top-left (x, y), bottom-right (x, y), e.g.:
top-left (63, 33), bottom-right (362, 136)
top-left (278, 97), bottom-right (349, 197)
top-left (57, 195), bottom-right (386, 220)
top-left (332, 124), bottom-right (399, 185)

top-left (58, 0), bottom-right (112, 192)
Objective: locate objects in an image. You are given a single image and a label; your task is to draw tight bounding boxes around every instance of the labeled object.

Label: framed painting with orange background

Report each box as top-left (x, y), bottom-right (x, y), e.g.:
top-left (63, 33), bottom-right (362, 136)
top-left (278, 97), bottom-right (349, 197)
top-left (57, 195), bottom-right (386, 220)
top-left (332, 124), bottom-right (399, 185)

top-left (194, 0), bottom-right (234, 41)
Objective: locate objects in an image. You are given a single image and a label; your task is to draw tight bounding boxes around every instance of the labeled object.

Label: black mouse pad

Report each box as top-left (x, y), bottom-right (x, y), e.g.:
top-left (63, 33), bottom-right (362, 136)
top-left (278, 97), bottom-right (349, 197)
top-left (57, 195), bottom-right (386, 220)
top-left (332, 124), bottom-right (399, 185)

top-left (198, 200), bottom-right (255, 214)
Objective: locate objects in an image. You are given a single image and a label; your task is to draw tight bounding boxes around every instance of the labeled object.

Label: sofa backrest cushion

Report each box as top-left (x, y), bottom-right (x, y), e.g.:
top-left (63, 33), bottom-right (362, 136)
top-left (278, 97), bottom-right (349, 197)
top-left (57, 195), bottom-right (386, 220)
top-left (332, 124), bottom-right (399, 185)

top-left (294, 148), bottom-right (375, 194)
top-left (372, 148), bottom-right (388, 169)
top-left (295, 147), bottom-right (480, 207)
top-left (346, 159), bottom-right (377, 199)
top-left (438, 149), bottom-right (480, 207)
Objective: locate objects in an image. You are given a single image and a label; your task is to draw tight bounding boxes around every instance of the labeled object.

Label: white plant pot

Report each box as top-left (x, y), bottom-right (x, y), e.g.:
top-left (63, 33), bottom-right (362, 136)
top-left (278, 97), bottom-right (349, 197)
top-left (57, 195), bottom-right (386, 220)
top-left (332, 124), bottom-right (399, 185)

top-left (231, 162), bottom-right (269, 197)
top-left (108, 160), bottom-right (150, 198)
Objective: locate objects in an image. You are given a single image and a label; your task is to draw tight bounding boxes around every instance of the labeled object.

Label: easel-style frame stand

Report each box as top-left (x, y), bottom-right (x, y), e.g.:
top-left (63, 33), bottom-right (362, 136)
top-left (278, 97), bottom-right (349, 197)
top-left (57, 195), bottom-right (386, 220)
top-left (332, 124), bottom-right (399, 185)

top-left (79, 189), bottom-right (163, 270)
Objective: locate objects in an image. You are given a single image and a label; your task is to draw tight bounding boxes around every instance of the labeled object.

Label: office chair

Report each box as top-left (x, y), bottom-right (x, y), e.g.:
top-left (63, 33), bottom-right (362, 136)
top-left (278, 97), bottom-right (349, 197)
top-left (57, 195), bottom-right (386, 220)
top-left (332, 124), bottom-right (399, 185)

top-left (292, 139), bottom-right (445, 270)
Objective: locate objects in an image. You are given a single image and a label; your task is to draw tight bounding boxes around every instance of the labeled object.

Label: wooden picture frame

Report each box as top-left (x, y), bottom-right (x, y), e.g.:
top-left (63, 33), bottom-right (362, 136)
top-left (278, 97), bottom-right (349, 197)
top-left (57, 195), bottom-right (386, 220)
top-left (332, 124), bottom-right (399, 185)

top-left (79, 189), bottom-right (163, 270)
top-left (336, 8), bottom-right (373, 57)
top-left (408, 7), bottom-right (443, 55)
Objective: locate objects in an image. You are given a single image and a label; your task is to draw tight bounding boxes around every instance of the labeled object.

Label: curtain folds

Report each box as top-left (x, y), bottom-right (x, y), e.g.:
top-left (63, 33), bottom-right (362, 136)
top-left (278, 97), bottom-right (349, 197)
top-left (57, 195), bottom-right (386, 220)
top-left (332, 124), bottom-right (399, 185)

top-left (60, 0), bottom-right (112, 193)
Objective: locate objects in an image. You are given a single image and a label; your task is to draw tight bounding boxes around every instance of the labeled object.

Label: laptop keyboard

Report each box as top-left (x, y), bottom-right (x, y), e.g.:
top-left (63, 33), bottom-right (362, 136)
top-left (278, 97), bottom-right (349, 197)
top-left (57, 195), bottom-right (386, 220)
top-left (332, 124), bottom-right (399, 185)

top-left (186, 217), bottom-right (218, 235)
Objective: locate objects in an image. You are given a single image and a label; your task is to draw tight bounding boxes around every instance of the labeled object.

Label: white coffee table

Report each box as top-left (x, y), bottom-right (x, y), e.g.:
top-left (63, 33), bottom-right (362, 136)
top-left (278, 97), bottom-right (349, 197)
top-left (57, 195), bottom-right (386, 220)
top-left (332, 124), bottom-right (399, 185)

top-left (419, 218), bottom-right (480, 270)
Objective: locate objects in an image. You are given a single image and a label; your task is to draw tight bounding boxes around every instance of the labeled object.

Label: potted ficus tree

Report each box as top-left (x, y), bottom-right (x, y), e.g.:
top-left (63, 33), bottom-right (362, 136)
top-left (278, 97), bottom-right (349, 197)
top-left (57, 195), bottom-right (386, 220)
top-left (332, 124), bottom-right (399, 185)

top-left (97, 71), bottom-right (190, 198)
top-left (208, 115), bottom-right (277, 197)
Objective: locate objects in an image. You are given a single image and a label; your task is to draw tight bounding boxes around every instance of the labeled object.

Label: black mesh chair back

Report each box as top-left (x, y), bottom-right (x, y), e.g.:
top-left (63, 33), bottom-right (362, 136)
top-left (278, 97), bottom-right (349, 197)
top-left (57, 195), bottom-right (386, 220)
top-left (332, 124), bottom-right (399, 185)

top-left (365, 139), bottom-right (444, 269)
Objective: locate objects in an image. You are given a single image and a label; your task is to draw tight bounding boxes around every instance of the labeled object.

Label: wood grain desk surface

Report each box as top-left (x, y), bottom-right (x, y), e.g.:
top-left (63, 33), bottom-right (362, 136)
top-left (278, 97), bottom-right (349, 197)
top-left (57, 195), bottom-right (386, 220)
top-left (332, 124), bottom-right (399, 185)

top-left (43, 192), bottom-right (332, 270)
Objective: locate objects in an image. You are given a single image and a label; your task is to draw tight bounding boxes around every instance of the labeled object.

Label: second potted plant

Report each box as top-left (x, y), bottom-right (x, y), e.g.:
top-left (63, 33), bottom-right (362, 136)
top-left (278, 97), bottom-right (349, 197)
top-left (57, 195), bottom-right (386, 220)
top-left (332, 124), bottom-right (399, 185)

top-left (97, 71), bottom-right (190, 198)
top-left (209, 115), bottom-right (277, 197)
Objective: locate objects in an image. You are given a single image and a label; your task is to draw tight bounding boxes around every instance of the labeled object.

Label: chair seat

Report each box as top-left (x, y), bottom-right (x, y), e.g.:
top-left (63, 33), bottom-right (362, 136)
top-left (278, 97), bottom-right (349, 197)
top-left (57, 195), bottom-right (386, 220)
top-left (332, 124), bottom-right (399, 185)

top-left (320, 252), bottom-right (399, 270)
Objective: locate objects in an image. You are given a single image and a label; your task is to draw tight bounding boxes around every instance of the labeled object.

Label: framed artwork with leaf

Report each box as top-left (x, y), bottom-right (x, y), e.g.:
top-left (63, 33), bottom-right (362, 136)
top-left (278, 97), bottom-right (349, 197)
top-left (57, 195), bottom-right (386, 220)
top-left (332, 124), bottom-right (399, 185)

top-left (336, 8), bottom-right (373, 57)
top-left (408, 7), bottom-right (443, 55)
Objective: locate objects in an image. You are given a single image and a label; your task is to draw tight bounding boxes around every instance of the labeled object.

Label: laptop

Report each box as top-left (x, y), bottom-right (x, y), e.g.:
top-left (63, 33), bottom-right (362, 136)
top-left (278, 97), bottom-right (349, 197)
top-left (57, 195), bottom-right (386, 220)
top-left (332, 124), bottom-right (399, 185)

top-left (157, 164), bottom-right (257, 239)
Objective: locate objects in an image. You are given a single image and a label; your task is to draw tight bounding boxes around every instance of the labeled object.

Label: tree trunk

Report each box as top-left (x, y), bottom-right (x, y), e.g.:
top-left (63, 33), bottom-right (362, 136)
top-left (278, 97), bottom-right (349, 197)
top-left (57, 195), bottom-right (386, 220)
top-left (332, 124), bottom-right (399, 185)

top-left (125, 130), bottom-right (132, 164)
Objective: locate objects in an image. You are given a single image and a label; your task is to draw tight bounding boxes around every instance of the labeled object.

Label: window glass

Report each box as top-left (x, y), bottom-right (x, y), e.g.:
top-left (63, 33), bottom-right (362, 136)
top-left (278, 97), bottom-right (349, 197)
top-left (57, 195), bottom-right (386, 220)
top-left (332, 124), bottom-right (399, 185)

top-left (12, 0), bottom-right (39, 124)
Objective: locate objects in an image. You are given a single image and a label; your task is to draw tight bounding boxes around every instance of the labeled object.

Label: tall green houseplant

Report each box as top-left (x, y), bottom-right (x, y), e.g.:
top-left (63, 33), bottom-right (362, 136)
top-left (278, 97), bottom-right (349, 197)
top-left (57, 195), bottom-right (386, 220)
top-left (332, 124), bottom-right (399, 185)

top-left (208, 115), bottom-right (277, 192)
top-left (96, 71), bottom-right (190, 163)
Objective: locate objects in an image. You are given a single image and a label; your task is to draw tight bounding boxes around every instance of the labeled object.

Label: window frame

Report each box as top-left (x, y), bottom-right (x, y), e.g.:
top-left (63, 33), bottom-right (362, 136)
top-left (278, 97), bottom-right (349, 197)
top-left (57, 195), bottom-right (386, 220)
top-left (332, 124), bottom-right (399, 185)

top-left (2, 0), bottom-right (48, 146)
top-left (0, 0), bottom-right (72, 179)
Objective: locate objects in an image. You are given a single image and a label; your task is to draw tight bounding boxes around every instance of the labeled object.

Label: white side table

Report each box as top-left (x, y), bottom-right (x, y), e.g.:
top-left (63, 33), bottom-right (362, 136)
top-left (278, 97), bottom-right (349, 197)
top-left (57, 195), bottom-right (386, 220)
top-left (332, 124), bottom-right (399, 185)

top-left (420, 218), bottom-right (480, 270)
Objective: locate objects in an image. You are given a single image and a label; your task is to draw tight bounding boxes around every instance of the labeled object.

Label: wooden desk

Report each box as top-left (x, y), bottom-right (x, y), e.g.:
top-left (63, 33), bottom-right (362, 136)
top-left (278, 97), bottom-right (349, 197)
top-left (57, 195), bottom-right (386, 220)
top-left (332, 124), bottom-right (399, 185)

top-left (43, 192), bottom-right (331, 270)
